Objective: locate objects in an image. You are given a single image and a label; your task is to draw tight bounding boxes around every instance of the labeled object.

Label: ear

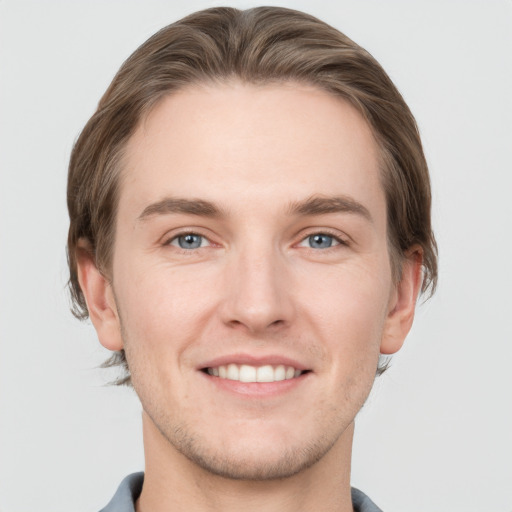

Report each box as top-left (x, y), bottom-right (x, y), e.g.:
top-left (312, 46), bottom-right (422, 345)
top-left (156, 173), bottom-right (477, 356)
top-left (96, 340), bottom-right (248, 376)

top-left (75, 239), bottom-right (124, 352)
top-left (380, 246), bottom-right (424, 355)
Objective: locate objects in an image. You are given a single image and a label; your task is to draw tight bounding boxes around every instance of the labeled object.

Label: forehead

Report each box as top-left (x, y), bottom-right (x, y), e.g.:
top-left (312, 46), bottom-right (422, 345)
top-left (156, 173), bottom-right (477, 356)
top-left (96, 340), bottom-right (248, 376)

top-left (120, 81), bottom-right (384, 221)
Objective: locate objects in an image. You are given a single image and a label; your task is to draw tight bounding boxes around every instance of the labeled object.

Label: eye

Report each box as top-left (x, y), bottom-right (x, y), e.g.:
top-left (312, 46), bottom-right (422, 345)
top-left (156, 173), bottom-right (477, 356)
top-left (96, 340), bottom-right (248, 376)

top-left (169, 233), bottom-right (209, 250)
top-left (299, 233), bottom-right (341, 249)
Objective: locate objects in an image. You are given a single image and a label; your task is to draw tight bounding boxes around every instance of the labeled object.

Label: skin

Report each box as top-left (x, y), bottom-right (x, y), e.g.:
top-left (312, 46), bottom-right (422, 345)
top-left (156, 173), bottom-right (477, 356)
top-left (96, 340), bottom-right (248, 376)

top-left (77, 81), bottom-right (422, 512)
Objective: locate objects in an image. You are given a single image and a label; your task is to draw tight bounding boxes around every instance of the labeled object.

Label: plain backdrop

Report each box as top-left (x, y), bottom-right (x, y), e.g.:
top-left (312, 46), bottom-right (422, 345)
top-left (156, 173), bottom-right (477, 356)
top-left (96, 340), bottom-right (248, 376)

top-left (1, 1), bottom-right (511, 511)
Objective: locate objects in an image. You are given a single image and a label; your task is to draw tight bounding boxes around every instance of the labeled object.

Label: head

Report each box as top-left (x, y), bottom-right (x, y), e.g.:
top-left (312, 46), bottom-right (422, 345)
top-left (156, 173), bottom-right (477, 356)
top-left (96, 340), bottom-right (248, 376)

top-left (68, 6), bottom-right (437, 384)
top-left (67, 6), bottom-right (437, 480)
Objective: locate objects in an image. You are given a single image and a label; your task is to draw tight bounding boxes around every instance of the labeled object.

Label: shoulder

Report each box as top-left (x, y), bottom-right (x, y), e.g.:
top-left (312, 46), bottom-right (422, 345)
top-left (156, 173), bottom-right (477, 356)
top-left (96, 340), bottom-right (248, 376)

top-left (98, 475), bottom-right (382, 512)
top-left (351, 487), bottom-right (383, 512)
top-left (99, 472), bottom-right (144, 512)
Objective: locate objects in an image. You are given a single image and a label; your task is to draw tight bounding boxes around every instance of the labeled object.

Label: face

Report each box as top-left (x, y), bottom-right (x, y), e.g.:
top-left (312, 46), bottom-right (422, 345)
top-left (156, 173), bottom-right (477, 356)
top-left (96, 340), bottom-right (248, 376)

top-left (83, 81), bottom-right (418, 480)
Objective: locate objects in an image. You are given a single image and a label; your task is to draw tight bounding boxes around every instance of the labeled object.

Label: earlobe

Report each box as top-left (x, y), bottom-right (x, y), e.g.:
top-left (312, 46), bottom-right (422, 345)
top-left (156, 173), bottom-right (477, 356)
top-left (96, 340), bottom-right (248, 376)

top-left (380, 247), bottom-right (424, 355)
top-left (76, 240), bottom-right (124, 352)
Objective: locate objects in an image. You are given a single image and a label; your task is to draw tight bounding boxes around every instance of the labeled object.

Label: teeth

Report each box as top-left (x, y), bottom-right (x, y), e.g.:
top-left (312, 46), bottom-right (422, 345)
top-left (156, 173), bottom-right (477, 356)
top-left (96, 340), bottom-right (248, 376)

top-left (206, 364), bottom-right (303, 383)
top-left (227, 363), bottom-right (239, 380)
top-left (274, 365), bottom-right (286, 381)
top-left (256, 365), bottom-right (274, 382)
top-left (239, 365), bottom-right (256, 382)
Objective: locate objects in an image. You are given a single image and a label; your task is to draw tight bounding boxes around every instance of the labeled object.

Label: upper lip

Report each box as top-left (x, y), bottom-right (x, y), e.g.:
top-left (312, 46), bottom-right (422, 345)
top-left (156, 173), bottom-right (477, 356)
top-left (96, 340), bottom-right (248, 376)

top-left (199, 353), bottom-right (310, 371)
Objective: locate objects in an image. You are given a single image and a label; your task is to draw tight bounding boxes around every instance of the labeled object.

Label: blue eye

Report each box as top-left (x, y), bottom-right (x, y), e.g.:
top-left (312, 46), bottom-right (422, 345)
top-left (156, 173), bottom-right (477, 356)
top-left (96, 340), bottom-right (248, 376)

top-left (171, 233), bottom-right (206, 249)
top-left (306, 234), bottom-right (338, 249)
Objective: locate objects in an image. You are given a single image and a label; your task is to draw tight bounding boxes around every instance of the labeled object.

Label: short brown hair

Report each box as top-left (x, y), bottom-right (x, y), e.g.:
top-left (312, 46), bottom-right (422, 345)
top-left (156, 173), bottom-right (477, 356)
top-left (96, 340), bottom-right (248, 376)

top-left (67, 6), bottom-right (437, 382)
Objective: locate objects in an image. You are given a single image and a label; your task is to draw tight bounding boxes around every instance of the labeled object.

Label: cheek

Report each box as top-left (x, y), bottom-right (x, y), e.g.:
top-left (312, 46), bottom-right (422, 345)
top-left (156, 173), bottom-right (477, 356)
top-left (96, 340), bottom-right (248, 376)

top-left (298, 262), bottom-right (391, 390)
top-left (302, 261), bottom-right (391, 337)
top-left (114, 261), bottom-right (218, 350)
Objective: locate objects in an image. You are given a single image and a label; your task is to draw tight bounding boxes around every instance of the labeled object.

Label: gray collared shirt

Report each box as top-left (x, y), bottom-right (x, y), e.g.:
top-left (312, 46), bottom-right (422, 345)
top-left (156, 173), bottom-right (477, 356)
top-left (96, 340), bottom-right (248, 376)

top-left (100, 472), bottom-right (383, 512)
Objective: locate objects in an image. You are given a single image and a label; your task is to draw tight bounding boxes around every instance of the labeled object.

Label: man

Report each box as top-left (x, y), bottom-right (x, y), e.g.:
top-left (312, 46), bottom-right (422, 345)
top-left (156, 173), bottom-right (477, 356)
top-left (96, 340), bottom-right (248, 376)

top-left (67, 6), bottom-right (437, 511)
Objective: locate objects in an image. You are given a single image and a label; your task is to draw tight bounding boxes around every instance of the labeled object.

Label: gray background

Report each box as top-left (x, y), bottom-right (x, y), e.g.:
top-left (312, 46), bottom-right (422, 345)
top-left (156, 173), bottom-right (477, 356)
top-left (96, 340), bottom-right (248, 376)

top-left (1, 1), bottom-right (511, 510)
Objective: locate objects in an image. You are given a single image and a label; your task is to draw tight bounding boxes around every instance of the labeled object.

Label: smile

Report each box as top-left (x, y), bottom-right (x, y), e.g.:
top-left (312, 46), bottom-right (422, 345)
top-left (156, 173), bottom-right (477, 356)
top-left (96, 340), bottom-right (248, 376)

top-left (205, 364), bottom-right (305, 383)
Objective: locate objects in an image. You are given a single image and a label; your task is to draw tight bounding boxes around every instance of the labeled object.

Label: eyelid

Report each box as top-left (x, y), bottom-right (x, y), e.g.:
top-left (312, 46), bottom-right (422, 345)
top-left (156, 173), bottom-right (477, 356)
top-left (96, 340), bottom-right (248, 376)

top-left (295, 229), bottom-right (349, 248)
top-left (161, 228), bottom-right (216, 247)
top-left (168, 233), bottom-right (211, 249)
top-left (159, 227), bottom-right (350, 250)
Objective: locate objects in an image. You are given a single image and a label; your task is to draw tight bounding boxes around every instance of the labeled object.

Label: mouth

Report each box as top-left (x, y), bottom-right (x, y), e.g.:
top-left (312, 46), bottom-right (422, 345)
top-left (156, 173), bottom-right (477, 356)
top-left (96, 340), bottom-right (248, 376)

top-left (201, 364), bottom-right (310, 383)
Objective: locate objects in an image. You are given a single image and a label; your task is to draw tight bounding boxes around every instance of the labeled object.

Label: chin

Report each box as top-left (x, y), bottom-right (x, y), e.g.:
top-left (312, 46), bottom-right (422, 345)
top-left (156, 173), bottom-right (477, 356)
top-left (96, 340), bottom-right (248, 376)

top-left (164, 420), bottom-right (341, 481)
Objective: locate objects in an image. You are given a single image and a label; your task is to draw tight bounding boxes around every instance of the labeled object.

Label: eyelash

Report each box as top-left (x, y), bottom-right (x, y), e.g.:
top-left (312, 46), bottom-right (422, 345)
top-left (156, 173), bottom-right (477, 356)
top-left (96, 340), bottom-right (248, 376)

top-left (164, 231), bottom-right (212, 252)
top-left (163, 229), bottom-right (348, 253)
top-left (297, 231), bottom-right (347, 250)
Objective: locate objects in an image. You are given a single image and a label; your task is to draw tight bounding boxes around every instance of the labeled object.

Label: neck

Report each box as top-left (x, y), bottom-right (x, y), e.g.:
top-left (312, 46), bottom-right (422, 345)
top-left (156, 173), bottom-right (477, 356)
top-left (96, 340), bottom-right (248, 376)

top-left (136, 412), bottom-right (355, 512)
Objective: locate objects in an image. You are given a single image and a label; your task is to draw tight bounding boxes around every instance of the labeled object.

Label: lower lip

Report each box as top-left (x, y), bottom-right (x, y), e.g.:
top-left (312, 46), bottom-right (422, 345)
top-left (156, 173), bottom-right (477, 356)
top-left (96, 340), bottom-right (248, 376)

top-left (200, 371), bottom-right (309, 398)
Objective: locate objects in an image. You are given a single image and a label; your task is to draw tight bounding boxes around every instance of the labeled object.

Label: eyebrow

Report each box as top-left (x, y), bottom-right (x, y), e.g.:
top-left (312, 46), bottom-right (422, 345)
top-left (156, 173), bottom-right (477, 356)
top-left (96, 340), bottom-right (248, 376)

top-left (138, 198), bottom-right (224, 221)
top-left (137, 194), bottom-right (372, 222)
top-left (287, 195), bottom-right (373, 222)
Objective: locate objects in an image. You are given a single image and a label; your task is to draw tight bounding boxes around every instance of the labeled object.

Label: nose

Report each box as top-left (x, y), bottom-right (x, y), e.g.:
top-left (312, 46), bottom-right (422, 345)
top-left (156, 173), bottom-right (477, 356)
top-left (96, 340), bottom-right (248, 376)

top-left (218, 246), bottom-right (295, 335)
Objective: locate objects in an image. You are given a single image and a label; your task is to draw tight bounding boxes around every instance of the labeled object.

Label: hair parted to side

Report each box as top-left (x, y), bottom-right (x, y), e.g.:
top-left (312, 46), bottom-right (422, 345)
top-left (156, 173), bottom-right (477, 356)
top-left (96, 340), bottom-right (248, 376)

top-left (67, 6), bottom-right (437, 385)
